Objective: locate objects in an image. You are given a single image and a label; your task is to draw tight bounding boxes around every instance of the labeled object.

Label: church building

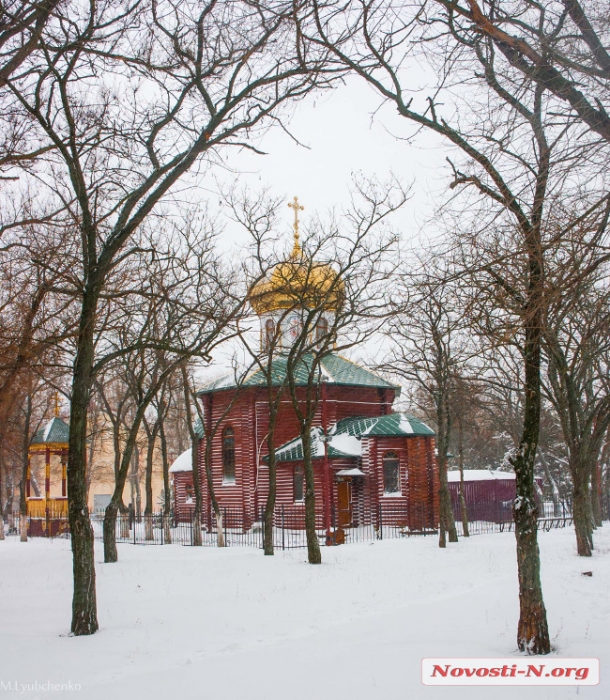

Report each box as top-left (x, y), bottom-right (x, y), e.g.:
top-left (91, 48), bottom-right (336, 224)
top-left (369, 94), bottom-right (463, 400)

top-left (171, 199), bottom-right (439, 539)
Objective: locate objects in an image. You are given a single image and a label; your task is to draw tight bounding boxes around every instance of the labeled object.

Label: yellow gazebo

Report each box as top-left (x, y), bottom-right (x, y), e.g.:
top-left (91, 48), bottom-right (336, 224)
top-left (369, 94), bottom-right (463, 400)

top-left (27, 409), bottom-right (69, 536)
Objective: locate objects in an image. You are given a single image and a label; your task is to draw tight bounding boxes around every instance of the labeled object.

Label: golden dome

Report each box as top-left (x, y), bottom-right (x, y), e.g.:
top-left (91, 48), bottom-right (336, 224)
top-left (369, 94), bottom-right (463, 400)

top-left (249, 197), bottom-right (343, 315)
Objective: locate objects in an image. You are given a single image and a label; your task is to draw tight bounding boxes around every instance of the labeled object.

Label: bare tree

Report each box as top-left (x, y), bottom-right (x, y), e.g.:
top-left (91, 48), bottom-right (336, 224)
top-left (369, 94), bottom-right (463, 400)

top-left (382, 262), bottom-right (467, 547)
top-left (1, 0), bottom-right (340, 634)
top-left (426, 0), bottom-right (610, 144)
top-left (542, 248), bottom-right (610, 555)
top-left (242, 183), bottom-right (403, 563)
top-left (301, 0), bottom-right (610, 651)
top-left (228, 191), bottom-right (304, 556)
top-left (0, 0), bottom-right (62, 87)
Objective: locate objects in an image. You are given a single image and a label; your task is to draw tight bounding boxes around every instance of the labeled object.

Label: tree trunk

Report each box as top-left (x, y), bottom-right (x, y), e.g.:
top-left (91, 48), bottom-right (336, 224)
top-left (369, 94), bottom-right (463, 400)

top-left (144, 426), bottom-right (155, 541)
top-left (457, 417), bottom-right (469, 536)
top-left (591, 462), bottom-right (602, 528)
top-left (104, 402), bottom-right (152, 562)
top-left (302, 428), bottom-right (321, 564)
top-left (191, 439), bottom-right (203, 546)
top-left (200, 395), bottom-right (226, 548)
top-left (132, 447), bottom-right (142, 523)
top-left (573, 470), bottom-right (593, 556)
top-left (437, 453), bottom-right (457, 546)
top-left (19, 398), bottom-right (32, 543)
top-left (163, 514), bottom-right (171, 543)
top-left (67, 292), bottom-right (99, 635)
top-left (192, 510), bottom-right (202, 546)
top-left (512, 312), bottom-right (550, 655)
top-left (264, 428), bottom-right (277, 556)
top-left (103, 501), bottom-right (119, 562)
top-left (215, 509), bottom-right (225, 547)
top-left (437, 476), bottom-right (454, 547)
top-left (19, 459), bottom-right (28, 543)
top-left (436, 406), bottom-right (457, 545)
top-left (160, 423), bottom-right (171, 544)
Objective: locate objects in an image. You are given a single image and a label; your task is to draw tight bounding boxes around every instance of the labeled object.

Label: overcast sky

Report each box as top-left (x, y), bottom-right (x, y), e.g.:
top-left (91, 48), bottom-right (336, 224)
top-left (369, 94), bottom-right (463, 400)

top-left (211, 76), bottom-right (451, 250)
top-left (194, 75), bottom-right (454, 381)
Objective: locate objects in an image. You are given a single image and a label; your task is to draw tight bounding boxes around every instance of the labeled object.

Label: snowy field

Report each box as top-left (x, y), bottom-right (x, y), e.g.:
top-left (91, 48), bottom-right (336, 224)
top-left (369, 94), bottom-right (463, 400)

top-left (1, 526), bottom-right (608, 700)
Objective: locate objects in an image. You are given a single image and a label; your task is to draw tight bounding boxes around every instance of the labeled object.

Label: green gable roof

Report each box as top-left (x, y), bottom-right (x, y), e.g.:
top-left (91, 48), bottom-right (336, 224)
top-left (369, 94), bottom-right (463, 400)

top-left (31, 417), bottom-right (70, 445)
top-left (270, 413), bottom-right (435, 463)
top-left (349, 413), bottom-right (435, 438)
top-left (199, 353), bottom-right (398, 395)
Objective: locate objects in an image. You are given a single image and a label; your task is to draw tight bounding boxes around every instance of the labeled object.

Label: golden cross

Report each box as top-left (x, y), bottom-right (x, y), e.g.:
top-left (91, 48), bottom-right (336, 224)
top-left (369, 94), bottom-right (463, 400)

top-left (287, 196), bottom-right (304, 254)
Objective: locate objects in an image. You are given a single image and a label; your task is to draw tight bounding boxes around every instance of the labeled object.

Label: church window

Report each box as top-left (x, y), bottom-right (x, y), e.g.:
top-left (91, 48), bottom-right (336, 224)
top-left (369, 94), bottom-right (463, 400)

top-left (294, 465), bottom-right (304, 502)
top-left (264, 318), bottom-right (275, 350)
top-left (222, 427), bottom-right (236, 483)
top-left (383, 451), bottom-right (400, 494)
top-left (315, 316), bottom-right (328, 342)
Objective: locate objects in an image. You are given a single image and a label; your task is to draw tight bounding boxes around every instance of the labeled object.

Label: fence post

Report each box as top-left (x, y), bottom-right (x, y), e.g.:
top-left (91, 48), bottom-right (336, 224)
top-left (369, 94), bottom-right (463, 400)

top-left (160, 514), bottom-right (164, 545)
top-left (224, 508), bottom-right (227, 546)
top-left (281, 505), bottom-right (285, 551)
top-left (133, 518), bottom-right (136, 545)
top-left (378, 503), bottom-right (383, 540)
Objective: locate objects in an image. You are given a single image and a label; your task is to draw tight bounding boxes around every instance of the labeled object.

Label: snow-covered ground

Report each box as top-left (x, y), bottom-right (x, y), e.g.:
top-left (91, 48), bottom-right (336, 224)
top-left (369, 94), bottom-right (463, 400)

top-left (1, 526), bottom-right (608, 700)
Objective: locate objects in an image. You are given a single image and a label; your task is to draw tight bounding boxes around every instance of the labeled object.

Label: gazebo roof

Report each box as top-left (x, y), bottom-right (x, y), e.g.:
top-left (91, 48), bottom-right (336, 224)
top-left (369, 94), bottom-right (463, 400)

top-left (31, 417), bottom-right (69, 446)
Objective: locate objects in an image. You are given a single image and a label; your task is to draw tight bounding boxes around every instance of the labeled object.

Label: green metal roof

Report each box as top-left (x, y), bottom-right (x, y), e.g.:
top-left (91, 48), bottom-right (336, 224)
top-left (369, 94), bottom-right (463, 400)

top-left (31, 417), bottom-right (70, 445)
top-left (270, 413), bottom-right (435, 463)
top-left (199, 353), bottom-right (398, 394)
top-left (268, 427), bottom-right (358, 463)
top-left (326, 413), bottom-right (434, 438)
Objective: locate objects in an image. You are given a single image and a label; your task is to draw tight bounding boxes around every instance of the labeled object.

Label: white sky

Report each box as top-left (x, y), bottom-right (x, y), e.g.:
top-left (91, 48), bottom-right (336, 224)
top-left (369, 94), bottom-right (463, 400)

top-left (213, 76), bottom-right (451, 251)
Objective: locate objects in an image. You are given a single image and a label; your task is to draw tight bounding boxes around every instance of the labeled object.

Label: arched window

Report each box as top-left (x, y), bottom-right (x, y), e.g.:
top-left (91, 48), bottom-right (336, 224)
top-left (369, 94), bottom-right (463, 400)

top-left (294, 465), bottom-right (304, 502)
top-left (264, 318), bottom-right (275, 350)
top-left (383, 451), bottom-right (400, 494)
top-left (222, 427), bottom-right (235, 483)
top-left (315, 316), bottom-right (328, 342)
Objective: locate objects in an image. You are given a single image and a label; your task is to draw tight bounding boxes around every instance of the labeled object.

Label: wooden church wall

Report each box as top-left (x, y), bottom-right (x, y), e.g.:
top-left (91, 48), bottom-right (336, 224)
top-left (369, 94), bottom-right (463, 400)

top-left (361, 435), bottom-right (439, 530)
top-left (173, 471), bottom-right (195, 522)
top-left (178, 383), bottom-right (438, 533)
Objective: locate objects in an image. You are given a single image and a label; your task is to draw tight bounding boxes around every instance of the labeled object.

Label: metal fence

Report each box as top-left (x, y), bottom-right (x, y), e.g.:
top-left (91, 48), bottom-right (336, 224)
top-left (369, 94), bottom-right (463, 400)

top-left (2, 497), bottom-right (585, 547)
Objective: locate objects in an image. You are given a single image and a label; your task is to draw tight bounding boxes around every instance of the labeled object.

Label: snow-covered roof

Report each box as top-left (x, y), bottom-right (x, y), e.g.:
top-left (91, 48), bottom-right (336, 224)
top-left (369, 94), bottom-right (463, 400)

top-left (334, 414), bottom-right (434, 438)
top-left (198, 353), bottom-right (399, 394)
top-left (270, 413), bottom-right (435, 463)
top-left (336, 468), bottom-right (365, 477)
top-left (268, 428), bottom-right (360, 462)
top-left (169, 448), bottom-right (193, 473)
top-left (447, 469), bottom-right (515, 482)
